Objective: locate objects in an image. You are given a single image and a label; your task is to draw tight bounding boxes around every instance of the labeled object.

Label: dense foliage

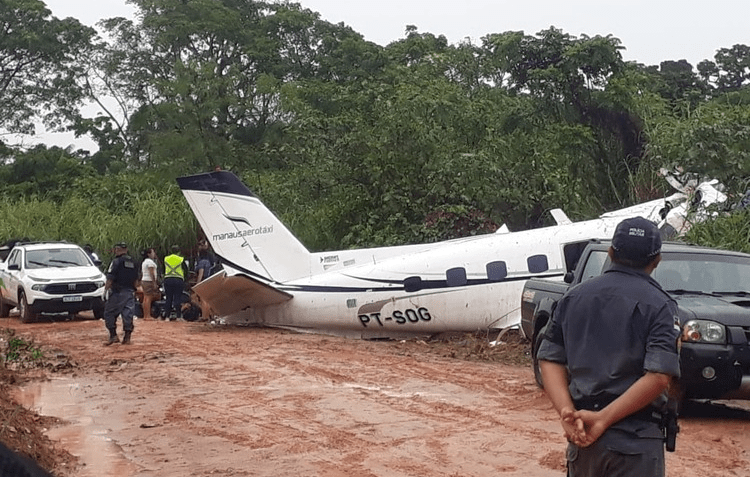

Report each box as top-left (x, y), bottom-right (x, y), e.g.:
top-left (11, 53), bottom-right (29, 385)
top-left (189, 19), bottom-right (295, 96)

top-left (1, 0), bottom-right (749, 258)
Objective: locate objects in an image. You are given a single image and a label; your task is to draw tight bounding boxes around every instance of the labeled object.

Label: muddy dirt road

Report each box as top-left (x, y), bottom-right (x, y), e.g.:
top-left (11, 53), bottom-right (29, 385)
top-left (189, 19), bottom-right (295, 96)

top-left (6, 316), bottom-right (750, 477)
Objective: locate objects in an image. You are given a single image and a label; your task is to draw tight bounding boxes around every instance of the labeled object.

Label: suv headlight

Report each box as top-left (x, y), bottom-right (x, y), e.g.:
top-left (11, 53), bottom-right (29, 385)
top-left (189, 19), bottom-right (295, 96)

top-left (683, 320), bottom-right (726, 344)
top-left (31, 284), bottom-right (47, 291)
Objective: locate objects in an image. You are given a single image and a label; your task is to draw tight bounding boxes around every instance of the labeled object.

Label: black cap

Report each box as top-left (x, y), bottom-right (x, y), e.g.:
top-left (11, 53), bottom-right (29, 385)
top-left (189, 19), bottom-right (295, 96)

top-left (114, 242), bottom-right (128, 249)
top-left (611, 217), bottom-right (661, 263)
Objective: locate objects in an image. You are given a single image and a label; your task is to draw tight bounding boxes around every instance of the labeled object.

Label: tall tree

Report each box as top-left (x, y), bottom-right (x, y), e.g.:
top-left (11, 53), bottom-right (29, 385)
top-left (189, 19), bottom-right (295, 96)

top-left (698, 44), bottom-right (750, 94)
top-left (481, 28), bottom-right (641, 209)
top-left (0, 0), bottom-right (95, 146)
top-left (645, 101), bottom-right (750, 193)
top-left (82, 0), bottom-right (382, 172)
top-left (0, 145), bottom-right (95, 200)
top-left (648, 60), bottom-right (708, 112)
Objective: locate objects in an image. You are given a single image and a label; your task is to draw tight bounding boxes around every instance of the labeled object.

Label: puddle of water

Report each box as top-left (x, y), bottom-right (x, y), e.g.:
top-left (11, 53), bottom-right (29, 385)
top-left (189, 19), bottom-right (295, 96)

top-left (14, 378), bottom-right (137, 477)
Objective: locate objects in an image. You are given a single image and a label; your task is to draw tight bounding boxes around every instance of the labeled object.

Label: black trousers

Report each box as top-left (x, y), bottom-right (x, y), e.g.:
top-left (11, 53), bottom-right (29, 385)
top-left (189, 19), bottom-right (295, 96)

top-left (163, 277), bottom-right (185, 318)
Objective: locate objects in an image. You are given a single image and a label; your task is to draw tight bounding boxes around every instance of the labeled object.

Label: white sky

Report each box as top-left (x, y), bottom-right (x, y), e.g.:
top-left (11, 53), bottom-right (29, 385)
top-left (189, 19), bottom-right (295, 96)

top-left (301, 0), bottom-right (749, 68)
top-left (46, 0), bottom-right (750, 66)
top-left (34, 0), bottom-right (750, 151)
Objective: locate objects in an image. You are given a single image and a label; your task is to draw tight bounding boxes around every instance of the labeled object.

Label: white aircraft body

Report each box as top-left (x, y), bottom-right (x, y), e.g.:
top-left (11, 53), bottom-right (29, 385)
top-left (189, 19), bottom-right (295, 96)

top-left (177, 171), bottom-right (726, 339)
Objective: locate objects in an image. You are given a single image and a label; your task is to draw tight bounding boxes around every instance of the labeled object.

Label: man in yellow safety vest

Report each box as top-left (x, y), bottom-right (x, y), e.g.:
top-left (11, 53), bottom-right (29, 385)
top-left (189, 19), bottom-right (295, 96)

top-left (162, 245), bottom-right (188, 320)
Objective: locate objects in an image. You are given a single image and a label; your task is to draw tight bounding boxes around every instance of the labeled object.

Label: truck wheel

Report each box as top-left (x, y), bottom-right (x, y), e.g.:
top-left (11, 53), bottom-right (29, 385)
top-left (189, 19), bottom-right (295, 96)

top-left (0, 296), bottom-right (11, 318)
top-left (532, 331), bottom-right (545, 389)
top-left (18, 291), bottom-right (37, 323)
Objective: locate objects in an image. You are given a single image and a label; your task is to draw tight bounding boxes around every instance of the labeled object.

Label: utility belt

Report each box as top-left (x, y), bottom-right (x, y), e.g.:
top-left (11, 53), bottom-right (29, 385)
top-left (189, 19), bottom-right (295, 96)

top-left (574, 393), bottom-right (679, 452)
top-left (574, 394), bottom-right (663, 424)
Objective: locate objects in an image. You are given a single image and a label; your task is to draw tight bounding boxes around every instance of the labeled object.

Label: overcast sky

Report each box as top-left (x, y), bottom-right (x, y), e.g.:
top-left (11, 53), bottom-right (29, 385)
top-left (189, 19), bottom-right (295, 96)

top-left (46, 0), bottom-right (750, 67)
top-left (37, 0), bottom-right (750, 150)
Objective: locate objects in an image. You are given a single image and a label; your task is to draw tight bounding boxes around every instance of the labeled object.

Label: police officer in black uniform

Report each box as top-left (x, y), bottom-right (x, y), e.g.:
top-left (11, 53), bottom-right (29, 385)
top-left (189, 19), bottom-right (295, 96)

top-left (538, 217), bottom-right (681, 477)
top-left (103, 242), bottom-right (139, 345)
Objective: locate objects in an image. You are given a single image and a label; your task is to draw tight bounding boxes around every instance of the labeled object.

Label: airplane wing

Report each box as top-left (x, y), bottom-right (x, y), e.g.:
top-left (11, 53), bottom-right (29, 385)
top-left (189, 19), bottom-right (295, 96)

top-left (192, 271), bottom-right (292, 316)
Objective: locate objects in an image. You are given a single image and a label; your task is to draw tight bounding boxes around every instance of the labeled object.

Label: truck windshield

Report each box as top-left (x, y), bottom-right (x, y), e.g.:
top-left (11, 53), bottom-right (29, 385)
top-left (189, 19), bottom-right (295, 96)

top-left (653, 252), bottom-right (750, 294)
top-left (25, 249), bottom-right (92, 269)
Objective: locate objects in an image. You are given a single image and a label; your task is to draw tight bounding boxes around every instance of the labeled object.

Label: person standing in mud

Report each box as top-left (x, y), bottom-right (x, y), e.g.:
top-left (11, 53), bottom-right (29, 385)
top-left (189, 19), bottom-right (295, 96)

top-left (537, 217), bottom-right (681, 477)
top-left (162, 245), bottom-right (188, 320)
top-left (140, 247), bottom-right (160, 320)
top-left (103, 242), bottom-right (139, 345)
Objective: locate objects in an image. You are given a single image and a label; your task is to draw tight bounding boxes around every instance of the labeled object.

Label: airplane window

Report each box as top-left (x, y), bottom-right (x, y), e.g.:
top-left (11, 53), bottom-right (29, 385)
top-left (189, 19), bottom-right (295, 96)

top-left (486, 261), bottom-right (507, 281)
top-left (446, 267), bottom-right (467, 287)
top-left (404, 276), bottom-right (422, 292)
top-left (527, 255), bottom-right (549, 273)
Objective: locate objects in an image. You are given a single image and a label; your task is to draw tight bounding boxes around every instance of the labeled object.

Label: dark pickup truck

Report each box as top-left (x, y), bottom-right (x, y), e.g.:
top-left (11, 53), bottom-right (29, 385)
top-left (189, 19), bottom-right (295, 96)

top-left (520, 240), bottom-right (750, 401)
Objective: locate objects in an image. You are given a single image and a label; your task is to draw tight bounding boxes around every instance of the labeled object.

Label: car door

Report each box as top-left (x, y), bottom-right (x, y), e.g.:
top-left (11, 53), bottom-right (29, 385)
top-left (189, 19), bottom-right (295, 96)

top-left (0, 255), bottom-right (6, 302)
top-left (3, 249), bottom-right (23, 306)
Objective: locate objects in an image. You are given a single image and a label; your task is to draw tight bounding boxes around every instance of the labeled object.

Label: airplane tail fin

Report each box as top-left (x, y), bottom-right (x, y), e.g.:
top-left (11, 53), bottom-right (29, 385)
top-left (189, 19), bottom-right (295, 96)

top-left (177, 171), bottom-right (312, 283)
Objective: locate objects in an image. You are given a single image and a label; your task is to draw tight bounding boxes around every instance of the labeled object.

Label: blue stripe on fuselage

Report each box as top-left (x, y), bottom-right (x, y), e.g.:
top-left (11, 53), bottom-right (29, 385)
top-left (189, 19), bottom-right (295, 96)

top-left (217, 252), bottom-right (564, 293)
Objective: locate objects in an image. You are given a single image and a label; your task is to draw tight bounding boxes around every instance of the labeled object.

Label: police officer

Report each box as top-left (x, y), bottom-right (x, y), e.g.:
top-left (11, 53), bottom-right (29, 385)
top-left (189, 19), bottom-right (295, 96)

top-left (162, 245), bottom-right (187, 320)
top-left (538, 217), bottom-right (681, 477)
top-left (103, 242), bottom-right (139, 345)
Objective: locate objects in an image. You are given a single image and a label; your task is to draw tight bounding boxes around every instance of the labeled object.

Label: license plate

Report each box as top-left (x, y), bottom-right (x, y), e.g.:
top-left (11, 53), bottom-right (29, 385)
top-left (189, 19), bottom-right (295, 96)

top-left (63, 295), bottom-right (83, 302)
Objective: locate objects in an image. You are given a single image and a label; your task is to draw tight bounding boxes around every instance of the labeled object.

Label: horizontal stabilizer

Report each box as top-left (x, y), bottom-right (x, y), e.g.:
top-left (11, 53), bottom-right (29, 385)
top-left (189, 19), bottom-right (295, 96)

top-left (550, 208), bottom-right (572, 226)
top-left (192, 271), bottom-right (292, 316)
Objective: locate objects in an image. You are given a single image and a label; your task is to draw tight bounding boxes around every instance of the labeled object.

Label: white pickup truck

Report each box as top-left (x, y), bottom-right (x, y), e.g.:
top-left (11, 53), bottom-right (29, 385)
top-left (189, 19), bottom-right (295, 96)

top-left (0, 242), bottom-right (106, 322)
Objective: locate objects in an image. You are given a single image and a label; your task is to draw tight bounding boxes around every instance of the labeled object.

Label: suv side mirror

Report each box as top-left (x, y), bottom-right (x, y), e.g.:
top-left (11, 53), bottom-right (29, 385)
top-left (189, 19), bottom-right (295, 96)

top-left (7, 263), bottom-right (20, 271)
top-left (563, 271), bottom-right (574, 284)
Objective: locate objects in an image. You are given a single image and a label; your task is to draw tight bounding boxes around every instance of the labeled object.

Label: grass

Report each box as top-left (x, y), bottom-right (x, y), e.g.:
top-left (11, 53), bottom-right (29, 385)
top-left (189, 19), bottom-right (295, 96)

top-left (1, 331), bottom-right (44, 367)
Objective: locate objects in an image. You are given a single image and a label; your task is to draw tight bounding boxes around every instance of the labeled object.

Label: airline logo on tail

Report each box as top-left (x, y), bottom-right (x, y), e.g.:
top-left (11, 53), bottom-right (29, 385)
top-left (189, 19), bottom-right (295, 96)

top-left (223, 214), bottom-right (253, 227)
top-left (212, 216), bottom-right (274, 242)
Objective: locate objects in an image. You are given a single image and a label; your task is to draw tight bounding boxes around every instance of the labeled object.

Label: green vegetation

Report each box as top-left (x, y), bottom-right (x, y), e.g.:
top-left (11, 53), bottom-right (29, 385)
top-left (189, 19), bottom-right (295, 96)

top-left (686, 208), bottom-right (750, 254)
top-left (1, 0), bottom-right (749, 255)
top-left (2, 332), bottom-right (44, 365)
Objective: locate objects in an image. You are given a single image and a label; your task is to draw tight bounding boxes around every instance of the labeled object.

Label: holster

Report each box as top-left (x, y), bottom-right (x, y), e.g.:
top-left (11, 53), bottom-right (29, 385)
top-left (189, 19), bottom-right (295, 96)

top-left (661, 408), bottom-right (679, 452)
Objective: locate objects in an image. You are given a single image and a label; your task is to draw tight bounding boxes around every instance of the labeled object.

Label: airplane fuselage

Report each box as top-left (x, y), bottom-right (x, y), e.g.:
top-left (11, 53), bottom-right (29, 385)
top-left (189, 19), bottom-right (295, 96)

top-left (211, 217), bottom-right (617, 338)
top-left (179, 171), bottom-right (726, 338)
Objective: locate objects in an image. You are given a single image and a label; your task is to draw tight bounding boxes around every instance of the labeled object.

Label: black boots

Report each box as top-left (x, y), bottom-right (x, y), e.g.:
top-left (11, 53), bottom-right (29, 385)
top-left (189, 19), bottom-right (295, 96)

top-left (105, 331), bottom-right (132, 345)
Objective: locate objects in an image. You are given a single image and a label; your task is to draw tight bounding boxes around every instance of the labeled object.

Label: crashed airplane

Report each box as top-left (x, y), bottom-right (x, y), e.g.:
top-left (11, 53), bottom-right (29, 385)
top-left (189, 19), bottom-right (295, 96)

top-left (177, 171), bottom-right (726, 339)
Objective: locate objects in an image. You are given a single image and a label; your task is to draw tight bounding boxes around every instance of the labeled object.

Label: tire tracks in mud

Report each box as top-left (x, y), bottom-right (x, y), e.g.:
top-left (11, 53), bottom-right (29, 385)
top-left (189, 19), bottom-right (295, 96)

top-left (8, 318), bottom-right (750, 477)
top-left (144, 323), bottom-right (567, 474)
